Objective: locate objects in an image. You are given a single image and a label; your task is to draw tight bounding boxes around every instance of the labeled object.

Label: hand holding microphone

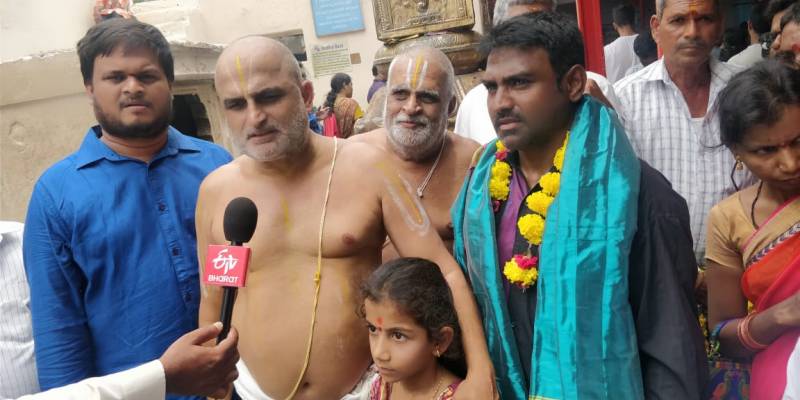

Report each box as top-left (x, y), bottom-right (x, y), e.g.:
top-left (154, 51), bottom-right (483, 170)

top-left (204, 197), bottom-right (258, 343)
top-left (160, 322), bottom-right (239, 398)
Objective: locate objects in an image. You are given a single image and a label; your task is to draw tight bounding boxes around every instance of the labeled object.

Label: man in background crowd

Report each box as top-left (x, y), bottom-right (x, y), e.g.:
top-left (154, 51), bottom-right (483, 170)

top-left (766, 0), bottom-right (797, 57)
top-left (772, 2), bottom-right (800, 63)
top-left (0, 222), bottom-right (38, 399)
top-left (624, 30), bottom-right (658, 76)
top-left (727, 2), bottom-right (769, 67)
top-left (615, 0), bottom-right (747, 267)
top-left (605, 4), bottom-right (639, 84)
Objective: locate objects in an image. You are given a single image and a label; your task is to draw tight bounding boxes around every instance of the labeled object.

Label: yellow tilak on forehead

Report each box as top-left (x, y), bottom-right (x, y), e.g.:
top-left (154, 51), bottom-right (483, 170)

top-left (410, 56), bottom-right (425, 89)
top-left (235, 55), bottom-right (248, 94)
top-left (688, 0), bottom-right (699, 15)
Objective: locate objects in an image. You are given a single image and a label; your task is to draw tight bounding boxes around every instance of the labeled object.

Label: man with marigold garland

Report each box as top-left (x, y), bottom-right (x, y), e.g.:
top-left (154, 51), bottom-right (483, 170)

top-left (451, 12), bottom-right (708, 399)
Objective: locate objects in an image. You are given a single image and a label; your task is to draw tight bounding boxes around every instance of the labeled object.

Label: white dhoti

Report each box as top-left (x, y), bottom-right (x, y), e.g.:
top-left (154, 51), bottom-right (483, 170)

top-left (234, 360), bottom-right (376, 400)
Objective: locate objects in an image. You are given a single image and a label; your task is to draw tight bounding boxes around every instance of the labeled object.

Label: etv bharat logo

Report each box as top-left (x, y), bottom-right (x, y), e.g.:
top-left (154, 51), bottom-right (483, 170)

top-left (212, 248), bottom-right (238, 275)
top-left (204, 245), bottom-right (249, 287)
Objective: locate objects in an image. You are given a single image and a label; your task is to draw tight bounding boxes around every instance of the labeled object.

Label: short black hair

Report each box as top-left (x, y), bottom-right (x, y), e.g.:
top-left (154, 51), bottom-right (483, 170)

top-left (613, 4), bottom-right (636, 28)
top-left (480, 11), bottom-right (585, 83)
top-left (766, 0), bottom-right (796, 23)
top-left (359, 257), bottom-right (466, 377)
top-left (749, 2), bottom-right (771, 35)
top-left (77, 18), bottom-right (174, 84)
top-left (718, 60), bottom-right (800, 149)
top-left (780, 2), bottom-right (800, 31)
top-left (633, 30), bottom-right (658, 61)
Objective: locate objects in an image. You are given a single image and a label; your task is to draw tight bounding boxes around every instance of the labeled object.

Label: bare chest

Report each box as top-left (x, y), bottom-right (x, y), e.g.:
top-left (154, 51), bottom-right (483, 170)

top-left (208, 176), bottom-right (384, 270)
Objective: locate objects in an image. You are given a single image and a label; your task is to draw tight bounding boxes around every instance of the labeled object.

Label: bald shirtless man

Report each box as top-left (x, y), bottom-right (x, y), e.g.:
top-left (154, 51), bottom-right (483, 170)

top-left (350, 46), bottom-right (479, 262)
top-left (197, 37), bottom-right (494, 400)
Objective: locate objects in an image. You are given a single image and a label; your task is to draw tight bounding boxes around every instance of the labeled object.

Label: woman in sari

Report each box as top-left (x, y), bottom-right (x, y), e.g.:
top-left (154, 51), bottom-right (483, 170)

top-left (323, 73), bottom-right (363, 138)
top-left (707, 59), bottom-right (800, 400)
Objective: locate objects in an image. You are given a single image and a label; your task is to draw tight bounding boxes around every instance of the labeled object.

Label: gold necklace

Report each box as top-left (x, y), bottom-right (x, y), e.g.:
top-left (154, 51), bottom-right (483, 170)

top-left (383, 367), bottom-right (445, 400)
top-left (416, 136), bottom-right (446, 198)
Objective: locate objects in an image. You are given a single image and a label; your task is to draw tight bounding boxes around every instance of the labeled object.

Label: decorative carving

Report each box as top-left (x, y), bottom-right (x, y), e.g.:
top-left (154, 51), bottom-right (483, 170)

top-left (373, 0), bottom-right (475, 42)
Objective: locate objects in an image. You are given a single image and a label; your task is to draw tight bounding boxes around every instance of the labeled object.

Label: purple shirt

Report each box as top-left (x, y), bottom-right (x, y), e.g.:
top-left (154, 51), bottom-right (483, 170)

top-left (496, 167), bottom-right (529, 297)
top-left (367, 79), bottom-right (385, 103)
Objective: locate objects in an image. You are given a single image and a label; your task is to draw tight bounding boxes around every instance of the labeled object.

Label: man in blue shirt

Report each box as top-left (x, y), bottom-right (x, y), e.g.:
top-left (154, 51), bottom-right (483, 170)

top-left (22, 18), bottom-right (231, 399)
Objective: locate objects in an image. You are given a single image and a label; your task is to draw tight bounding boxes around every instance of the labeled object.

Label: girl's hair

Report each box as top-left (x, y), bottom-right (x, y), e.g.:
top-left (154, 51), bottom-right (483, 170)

top-left (324, 73), bottom-right (352, 109)
top-left (359, 257), bottom-right (466, 377)
top-left (719, 60), bottom-right (800, 149)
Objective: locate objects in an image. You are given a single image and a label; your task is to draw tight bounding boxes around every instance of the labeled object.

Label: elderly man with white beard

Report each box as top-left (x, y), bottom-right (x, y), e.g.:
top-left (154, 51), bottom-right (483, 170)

top-left (350, 46), bottom-right (480, 261)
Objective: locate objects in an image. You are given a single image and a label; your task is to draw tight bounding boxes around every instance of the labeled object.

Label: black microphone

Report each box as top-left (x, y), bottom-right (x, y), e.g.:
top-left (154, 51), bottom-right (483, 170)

top-left (204, 197), bottom-right (257, 343)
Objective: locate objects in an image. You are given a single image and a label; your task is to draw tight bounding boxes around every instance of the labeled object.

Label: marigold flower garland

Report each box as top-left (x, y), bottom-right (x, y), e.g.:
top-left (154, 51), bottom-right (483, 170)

top-left (489, 133), bottom-right (569, 289)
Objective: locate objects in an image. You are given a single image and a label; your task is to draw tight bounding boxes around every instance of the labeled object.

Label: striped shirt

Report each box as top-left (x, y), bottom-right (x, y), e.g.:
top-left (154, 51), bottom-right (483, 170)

top-left (0, 222), bottom-right (39, 399)
top-left (614, 58), bottom-right (750, 264)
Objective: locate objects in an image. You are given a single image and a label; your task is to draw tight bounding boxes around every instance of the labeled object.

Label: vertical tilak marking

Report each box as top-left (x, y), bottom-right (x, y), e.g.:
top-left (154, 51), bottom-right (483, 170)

top-left (281, 198), bottom-right (291, 230)
top-left (235, 55), bottom-right (247, 94)
top-left (404, 59), bottom-right (414, 86)
top-left (416, 61), bottom-right (429, 90)
top-left (410, 56), bottom-right (424, 88)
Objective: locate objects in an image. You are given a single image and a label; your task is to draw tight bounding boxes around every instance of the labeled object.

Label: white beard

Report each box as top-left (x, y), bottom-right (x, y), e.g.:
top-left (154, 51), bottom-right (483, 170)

top-left (385, 111), bottom-right (446, 162)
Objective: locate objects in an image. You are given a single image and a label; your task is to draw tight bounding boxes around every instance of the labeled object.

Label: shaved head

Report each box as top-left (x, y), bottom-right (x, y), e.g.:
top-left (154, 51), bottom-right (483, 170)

top-left (215, 35), bottom-right (311, 162)
top-left (384, 45), bottom-right (455, 162)
top-left (388, 45), bottom-right (456, 101)
top-left (215, 36), bottom-right (302, 91)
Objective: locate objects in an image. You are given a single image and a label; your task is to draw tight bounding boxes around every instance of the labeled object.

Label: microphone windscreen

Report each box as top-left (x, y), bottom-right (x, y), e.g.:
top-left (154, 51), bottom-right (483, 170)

top-left (223, 197), bottom-right (258, 244)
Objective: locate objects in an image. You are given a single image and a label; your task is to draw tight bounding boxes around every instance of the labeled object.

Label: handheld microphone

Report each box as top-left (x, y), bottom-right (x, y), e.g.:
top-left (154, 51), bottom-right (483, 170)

top-left (203, 197), bottom-right (258, 343)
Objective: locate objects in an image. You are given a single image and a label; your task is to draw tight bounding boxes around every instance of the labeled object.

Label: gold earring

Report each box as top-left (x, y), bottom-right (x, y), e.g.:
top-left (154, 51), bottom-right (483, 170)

top-left (735, 157), bottom-right (743, 171)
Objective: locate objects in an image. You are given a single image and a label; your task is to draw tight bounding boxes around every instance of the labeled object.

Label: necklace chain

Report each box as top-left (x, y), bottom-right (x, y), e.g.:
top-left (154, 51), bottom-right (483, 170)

top-left (416, 136), bottom-right (446, 198)
top-left (384, 367), bottom-right (446, 400)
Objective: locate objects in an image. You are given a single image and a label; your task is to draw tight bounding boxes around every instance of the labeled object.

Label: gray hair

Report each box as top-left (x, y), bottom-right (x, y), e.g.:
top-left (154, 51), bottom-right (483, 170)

top-left (493, 0), bottom-right (556, 25)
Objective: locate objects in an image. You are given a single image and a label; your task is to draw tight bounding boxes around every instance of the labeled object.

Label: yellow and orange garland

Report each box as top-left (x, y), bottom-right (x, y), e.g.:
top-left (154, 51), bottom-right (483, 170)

top-left (489, 133), bottom-right (569, 289)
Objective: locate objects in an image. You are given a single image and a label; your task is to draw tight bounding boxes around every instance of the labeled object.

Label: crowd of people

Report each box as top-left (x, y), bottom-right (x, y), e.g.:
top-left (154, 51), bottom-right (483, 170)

top-left (1, 0), bottom-right (799, 399)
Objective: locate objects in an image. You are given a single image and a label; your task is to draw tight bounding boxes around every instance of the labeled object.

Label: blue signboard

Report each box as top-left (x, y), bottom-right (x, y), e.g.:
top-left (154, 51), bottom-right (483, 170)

top-left (311, 0), bottom-right (365, 37)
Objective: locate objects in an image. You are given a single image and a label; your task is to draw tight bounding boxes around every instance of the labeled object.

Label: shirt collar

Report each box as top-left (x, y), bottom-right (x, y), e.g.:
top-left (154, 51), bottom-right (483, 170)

top-left (649, 56), bottom-right (727, 84)
top-left (0, 221), bottom-right (23, 245)
top-left (651, 56), bottom-right (739, 113)
top-left (74, 125), bottom-right (201, 169)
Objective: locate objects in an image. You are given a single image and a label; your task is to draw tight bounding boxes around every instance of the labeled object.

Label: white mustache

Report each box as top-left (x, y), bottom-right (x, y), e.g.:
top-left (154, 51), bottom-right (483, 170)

top-left (394, 113), bottom-right (429, 126)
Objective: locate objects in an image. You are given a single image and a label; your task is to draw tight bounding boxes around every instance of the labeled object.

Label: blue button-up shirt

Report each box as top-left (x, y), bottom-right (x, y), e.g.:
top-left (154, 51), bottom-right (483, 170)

top-left (23, 126), bottom-right (232, 397)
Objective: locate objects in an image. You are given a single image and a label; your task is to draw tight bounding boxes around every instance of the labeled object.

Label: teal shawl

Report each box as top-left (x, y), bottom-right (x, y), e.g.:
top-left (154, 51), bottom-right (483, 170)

top-left (452, 97), bottom-right (644, 399)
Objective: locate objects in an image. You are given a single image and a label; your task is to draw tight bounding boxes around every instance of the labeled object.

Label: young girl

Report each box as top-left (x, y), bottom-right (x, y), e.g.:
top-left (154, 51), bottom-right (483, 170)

top-left (360, 257), bottom-right (466, 400)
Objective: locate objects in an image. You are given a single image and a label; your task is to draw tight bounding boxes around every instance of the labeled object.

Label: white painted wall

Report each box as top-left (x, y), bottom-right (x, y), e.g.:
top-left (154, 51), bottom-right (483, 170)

top-left (0, 0), bottom-right (95, 62)
top-left (182, 0), bottom-right (485, 108)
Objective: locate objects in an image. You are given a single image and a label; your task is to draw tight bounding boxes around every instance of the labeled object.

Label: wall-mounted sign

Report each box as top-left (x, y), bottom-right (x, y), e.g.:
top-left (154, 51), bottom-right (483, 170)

top-left (310, 41), bottom-right (353, 77)
top-left (311, 0), bottom-right (366, 37)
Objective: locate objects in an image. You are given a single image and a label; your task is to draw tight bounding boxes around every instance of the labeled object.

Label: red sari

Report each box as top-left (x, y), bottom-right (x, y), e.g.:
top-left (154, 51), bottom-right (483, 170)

top-left (741, 197), bottom-right (800, 399)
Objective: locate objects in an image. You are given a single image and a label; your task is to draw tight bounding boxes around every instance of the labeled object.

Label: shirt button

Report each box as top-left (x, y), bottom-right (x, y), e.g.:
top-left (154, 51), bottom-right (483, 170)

top-left (158, 203), bottom-right (166, 212)
top-left (184, 293), bottom-right (192, 302)
top-left (172, 247), bottom-right (181, 256)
